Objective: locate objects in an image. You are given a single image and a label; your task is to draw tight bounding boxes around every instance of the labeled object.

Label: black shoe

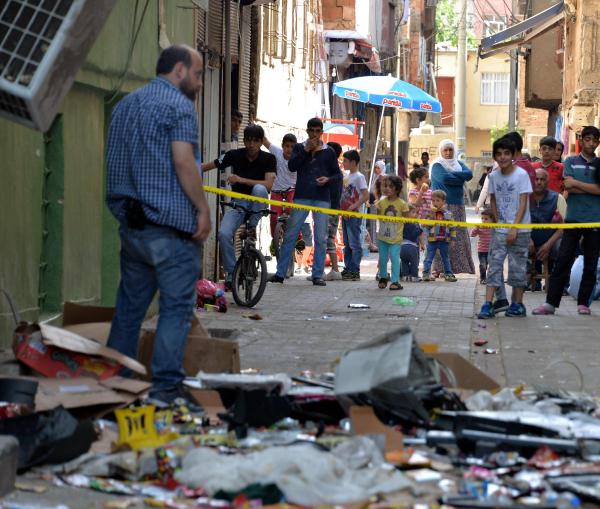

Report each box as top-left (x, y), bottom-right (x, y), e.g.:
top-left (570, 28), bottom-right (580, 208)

top-left (268, 274), bottom-right (284, 283)
top-left (149, 384), bottom-right (203, 413)
top-left (312, 278), bottom-right (326, 286)
top-left (492, 298), bottom-right (510, 314)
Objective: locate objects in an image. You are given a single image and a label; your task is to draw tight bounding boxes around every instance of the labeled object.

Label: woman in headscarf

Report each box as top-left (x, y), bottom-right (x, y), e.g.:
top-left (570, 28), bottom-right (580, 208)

top-left (430, 139), bottom-right (475, 274)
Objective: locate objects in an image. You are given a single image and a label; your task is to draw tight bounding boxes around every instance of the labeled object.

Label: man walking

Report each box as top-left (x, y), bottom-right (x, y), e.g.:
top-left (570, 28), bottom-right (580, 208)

top-left (106, 45), bottom-right (211, 406)
top-left (269, 118), bottom-right (342, 286)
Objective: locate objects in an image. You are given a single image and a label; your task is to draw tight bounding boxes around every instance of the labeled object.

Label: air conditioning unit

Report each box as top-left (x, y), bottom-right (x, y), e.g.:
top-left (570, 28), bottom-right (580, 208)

top-left (0, 0), bottom-right (118, 132)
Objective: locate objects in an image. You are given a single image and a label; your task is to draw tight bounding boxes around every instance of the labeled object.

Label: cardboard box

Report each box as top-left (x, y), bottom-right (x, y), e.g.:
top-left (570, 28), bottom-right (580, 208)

top-left (13, 322), bottom-right (146, 381)
top-left (62, 302), bottom-right (240, 379)
top-left (426, 352), bottom-right (501, 392)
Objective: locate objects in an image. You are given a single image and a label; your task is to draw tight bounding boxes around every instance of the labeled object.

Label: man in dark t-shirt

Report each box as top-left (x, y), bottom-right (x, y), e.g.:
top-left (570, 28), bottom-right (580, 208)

top-left (203, 124), bottom-right (276, 284)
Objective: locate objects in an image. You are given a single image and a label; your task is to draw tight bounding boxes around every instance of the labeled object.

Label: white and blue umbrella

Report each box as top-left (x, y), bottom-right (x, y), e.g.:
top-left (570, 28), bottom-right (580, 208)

top-left (333, 75), bottom-right (442, 187)
top-left (333, 75), bottom-right (442, 113)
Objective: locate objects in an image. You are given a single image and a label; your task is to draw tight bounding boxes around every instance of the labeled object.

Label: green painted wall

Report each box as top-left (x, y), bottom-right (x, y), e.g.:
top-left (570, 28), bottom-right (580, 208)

top-left (0, 0), bottom-right (196, 347)
top-left (0, 121), bottom-right (44, 344)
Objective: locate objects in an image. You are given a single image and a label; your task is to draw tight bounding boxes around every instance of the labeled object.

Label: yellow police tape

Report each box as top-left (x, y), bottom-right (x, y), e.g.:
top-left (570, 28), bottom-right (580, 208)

top-left (203, 186), bottom-right (600, 230)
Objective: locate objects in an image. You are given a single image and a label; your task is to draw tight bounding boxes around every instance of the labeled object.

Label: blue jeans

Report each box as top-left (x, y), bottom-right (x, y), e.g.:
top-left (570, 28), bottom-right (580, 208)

top-left (401, 243), bottom-right (420, 278)
top-left (424, 241), bottom-right (452, 274)
top-left (218, 185), bottom-right (269, 274)
top-left (107, 224), bottom-right (201, 393)
top-left (276, 199), bottom-right (329, 279)
top-left (342, 216), bottom-right (363, 273)
top-left (378, 240), bottom-right (401, 282)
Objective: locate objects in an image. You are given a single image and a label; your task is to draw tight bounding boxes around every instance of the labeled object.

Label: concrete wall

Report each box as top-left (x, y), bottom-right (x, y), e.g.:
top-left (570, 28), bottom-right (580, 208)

top-left (0, 0), bottom-right (196, 347)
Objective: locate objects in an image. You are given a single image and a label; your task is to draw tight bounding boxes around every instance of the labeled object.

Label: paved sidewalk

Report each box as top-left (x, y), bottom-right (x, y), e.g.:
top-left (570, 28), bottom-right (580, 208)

top-left (202, 250), bottom-right (600, 394)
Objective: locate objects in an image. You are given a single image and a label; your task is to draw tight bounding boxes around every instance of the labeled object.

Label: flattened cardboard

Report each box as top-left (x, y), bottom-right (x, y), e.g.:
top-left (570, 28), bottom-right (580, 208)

top-left (350, 405), bottom-right (403, 453)
top-left (39, 324), bottom-right (146, 376)
top-left (100, 376), bottom-right (151, 395)
top-left (426, 352), bottom-right (500, 392)
top-left (35, 377), bottom-right (128, 412)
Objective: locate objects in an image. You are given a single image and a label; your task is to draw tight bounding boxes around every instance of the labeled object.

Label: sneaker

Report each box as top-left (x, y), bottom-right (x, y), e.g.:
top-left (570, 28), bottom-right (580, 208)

top-left (492, 299), bottom-right (510, 314)
top-left (480, 278), bottom-right (486, 285)
top-left (294, 267), bottom-right (303, 274)
top-left (342, 271), bottom-right (355, 281)
top-left (577, 305), bottom-right (591, 315)
top-left (352, 272), bottom-right (360, 281)
top-left (506, 302), bottom-right (527, 317)
top-left (303, 266), bottom-right (311, 273)
top-left (149, 384), bottom-right (203, 413)
top-left (422, 272), bottom-right (432, 282)
top-left (312, 278), bottom-right (326, 286)
top-left (224, 274), bottom-right (233, 292)
top-left (268, 274), bottom-right (284, 283)
top-left (325, 270), bottom-right (342, 281)
top-left (477, 301), bottom-right (495, 319)
top-left (532, 303), bottom-right (555, 315)
top-left (444, 273), bottom-right (457, 282)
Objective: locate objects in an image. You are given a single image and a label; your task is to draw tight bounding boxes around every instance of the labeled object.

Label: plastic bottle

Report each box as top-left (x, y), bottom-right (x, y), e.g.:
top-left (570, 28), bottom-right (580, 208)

top-left (392, 296), bottom-right (415, 306)
top-left (556, 493), bottom-right (581, 509)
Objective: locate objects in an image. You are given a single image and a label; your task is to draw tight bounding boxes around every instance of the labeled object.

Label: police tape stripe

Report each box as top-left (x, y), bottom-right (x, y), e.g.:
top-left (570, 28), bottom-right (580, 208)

top-left (203, 186), bottom-right (600, 230)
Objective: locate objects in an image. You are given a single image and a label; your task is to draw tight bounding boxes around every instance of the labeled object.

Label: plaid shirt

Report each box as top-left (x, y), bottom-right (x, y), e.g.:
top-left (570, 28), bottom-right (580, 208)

top-left (106, 77), bottom-right (201, 233)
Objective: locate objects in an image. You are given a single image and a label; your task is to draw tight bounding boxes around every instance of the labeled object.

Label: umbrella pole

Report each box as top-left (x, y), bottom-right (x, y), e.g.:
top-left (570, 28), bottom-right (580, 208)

top-left (368, 105), bottom-right (386, 192)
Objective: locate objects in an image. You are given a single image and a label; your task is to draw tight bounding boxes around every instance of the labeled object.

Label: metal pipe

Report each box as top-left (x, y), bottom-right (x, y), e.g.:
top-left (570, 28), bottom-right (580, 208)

top-left (455, 0), bottom-right (467, 156)
top-left (224, 1), bottom-right (232, 144)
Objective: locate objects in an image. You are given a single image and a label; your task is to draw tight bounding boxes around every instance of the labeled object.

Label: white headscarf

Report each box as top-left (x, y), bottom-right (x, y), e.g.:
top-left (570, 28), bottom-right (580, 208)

top-left (433, 139), bottom-right (462, 172)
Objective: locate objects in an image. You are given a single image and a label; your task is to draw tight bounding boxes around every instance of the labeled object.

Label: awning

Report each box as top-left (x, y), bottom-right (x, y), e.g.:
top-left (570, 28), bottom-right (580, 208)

top-left (479, 1), bottom-right (564, 58)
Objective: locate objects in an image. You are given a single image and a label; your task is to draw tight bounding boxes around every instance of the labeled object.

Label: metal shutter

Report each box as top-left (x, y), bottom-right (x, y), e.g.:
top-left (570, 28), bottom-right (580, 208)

top-left (207, 0), bottom-right (223, 63)
top-left (238, 5), bottom-right (252, 124)
top-left (193, 3), bottom-right (207, 51)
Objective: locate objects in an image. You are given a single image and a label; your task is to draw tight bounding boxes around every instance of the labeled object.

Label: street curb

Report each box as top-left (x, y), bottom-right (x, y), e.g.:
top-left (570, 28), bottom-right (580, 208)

top-left (0, 435), bottom-right (18, 496)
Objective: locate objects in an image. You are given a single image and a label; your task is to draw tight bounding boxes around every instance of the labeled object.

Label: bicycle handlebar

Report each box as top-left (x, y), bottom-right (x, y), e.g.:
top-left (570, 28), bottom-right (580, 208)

top-left (221, 201), bottom-right (276, 216)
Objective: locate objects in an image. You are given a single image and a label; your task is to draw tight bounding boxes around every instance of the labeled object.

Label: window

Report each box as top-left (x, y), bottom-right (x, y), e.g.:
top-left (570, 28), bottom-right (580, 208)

top-left (480, 72), bottom-right (509, 105)
top-left (483, 15), bottom-right (507, 37)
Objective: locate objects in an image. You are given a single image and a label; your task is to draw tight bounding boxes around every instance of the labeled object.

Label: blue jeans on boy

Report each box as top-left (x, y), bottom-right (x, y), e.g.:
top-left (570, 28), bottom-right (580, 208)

top-left (423, 241), bottom-right (452, 274)
top-left (275, 199), bottom-right (329, 279)
top-left (218, 185), bottom-right (269, 274)
top-left (378, 240), bottom-right (401, 282)
top-left (107, 223), bottom-right (202, 394)
top-left (342, 216), bottom-right (362, 273)
top-left (400, 243), bottom-right (420, 278)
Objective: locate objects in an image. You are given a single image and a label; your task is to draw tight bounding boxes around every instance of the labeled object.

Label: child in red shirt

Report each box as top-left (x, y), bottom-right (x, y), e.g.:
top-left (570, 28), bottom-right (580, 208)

top-left (471, 208), bottom-right (495, 285)
top-left (532, 136), bottom-right (564, 193)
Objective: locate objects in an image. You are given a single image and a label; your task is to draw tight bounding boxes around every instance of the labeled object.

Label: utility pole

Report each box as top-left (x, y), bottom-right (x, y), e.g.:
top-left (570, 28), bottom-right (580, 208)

top-left (508, 0), bottom-right (517, 131)
top-left (455, 0), bottom-right (467, 157)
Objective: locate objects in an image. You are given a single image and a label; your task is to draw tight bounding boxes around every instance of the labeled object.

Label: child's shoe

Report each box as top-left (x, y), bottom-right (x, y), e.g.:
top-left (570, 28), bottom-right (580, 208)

top-left (444, 272), bottom-right (457, 282)
top-left (577, 305), bottom-right (591, 315)
top-left (506, 302), bottom-right (527, 317)
top-left (479, 278), bottom-right (486, 285)
top-left (532, 303), bottom-right (555, 315)
top-left (477, 301), bottom-right (495, 319)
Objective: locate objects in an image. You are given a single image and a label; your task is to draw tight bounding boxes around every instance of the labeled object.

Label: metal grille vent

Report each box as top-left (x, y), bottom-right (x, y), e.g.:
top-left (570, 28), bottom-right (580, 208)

top-left (0, 0), bottom-right (117, 131)
top-left (0, 0), bottom-right (74, 87)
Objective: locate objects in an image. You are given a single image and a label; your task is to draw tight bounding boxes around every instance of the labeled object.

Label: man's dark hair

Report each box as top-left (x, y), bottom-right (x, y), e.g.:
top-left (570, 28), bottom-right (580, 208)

top-left (493, 137), bottom-right (516, 157)
top-left (502, 131), bottom-right (523, 152)
top-left (581, 126), bottom-right (600, 139)
top-left (409, 167), bottom-right (428, 185)
top-left (307, 117), bottom-right (323, 130)
top-left (421, 151), bottom-right (429, 158)
top-left (343, 149), bottom-right (360, 164)
top-left (282, 133), bottom-right (297, 145)
top-left (232, 109), bottom-right (243, 121)
top-left (327, 141), bottom-right (343, 158)
top-left (539, 136), bottom-right (557, 149)
top-left (156, 45), bottom-right (192, 75)
top-left (243, 124), bottom-right (264, 140)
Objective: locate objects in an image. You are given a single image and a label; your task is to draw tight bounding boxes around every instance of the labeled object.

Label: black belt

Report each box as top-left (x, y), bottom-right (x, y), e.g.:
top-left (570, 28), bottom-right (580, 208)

top-left (125, 199), bottom-right (193, 240)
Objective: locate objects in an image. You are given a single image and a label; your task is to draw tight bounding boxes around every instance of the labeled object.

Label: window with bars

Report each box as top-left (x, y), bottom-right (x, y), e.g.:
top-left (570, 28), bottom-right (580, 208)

top-left (480, 72), bottom-right (509, 105)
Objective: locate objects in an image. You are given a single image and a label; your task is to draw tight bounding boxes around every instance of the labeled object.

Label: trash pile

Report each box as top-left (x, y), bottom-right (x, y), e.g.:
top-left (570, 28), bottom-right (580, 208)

top-left (2, 303), bottom-right (600, 508)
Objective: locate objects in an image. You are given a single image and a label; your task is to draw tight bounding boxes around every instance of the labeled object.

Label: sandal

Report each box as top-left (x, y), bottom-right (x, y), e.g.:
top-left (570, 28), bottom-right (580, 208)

top-left (378, 278), bottom-right (388, 289)
top-left (389, 282), bottom-right (403, 290)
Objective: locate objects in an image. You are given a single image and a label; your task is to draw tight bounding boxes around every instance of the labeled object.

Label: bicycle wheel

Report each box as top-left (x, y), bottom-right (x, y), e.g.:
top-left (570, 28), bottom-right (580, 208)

top-left (231, 247), bottom-right (268, 307)
top-left (274, 222), bottom-right (294, 278)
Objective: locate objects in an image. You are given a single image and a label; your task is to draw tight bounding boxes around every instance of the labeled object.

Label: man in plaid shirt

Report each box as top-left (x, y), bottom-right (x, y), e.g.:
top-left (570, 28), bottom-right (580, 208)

top-left (106, 45), bottom-right (210, 408)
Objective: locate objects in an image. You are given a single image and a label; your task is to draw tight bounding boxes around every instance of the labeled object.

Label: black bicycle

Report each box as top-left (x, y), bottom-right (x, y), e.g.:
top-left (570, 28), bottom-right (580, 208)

top-left (222, 201), bottom-right (274, 308)
top-left (272, 188), bottom-right (296, 278)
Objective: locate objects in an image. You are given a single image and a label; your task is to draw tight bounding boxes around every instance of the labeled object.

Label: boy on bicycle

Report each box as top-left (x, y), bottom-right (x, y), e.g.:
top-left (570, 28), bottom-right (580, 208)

top-left (203, 124), bottom-right (276, 288)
